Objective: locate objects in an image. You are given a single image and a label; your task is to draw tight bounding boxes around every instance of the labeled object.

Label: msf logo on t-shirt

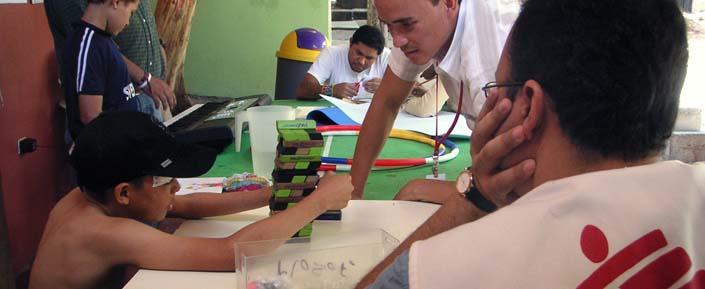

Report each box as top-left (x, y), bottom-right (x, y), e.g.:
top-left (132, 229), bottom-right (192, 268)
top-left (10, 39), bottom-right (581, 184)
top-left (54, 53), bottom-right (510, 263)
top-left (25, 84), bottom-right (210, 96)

top-left (123, 83), bottom-right (137, 101)
top-left (578, 225), bottom-right (704, 288)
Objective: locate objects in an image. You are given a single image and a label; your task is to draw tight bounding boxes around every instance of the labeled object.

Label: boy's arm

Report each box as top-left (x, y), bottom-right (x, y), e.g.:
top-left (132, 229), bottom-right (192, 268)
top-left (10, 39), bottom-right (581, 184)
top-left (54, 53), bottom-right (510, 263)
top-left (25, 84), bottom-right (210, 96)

top-left (350, 68), bottom-right (415, 198)
top-left (296, 74), bottom-right (325, 100)
top-left (226, 173), bottom-right (352, 244)
top-left (169, 187), bottom-right (271, 219)
top-left (78, 94), bottom-right (103, 124)
top-left (114, 174), bottom-right (352, 272)
top-left (109, 217), bottom-right (239, 271)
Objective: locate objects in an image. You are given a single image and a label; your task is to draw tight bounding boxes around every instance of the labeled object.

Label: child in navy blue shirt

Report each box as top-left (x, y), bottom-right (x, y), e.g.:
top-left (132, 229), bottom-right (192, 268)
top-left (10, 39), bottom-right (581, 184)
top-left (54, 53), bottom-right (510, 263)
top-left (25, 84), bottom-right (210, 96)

top-left (62, 0), bottom-right (141, 139)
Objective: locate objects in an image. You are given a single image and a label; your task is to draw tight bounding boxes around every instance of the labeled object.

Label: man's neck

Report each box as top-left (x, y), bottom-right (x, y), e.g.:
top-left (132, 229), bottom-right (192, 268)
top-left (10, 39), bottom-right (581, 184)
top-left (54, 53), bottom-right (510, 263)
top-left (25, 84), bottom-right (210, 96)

top-left (81, 5), bottom-right (108, 31)
top-left (434, 6), bottom-right (461, 61)
top-left (526, 118), bottom-right (659, 196)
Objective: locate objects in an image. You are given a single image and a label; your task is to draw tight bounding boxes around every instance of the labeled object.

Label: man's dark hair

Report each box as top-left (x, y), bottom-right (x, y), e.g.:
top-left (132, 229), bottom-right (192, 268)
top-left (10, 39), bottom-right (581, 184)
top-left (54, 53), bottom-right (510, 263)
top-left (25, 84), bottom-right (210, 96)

top-left (509, 0), bottom-right (688, 161)
top-left (350, 25), bottom-right (385, 54)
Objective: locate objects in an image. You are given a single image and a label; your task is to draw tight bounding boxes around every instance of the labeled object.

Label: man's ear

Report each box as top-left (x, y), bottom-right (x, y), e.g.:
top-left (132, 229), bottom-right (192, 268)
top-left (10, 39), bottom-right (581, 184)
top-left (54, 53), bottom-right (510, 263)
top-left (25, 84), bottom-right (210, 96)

top-left (521, 80), bottom-right (546, 140)
top-left (113, 183), bottom-right (131, 206)
top-left (442, 0), bottom-right (459, 11)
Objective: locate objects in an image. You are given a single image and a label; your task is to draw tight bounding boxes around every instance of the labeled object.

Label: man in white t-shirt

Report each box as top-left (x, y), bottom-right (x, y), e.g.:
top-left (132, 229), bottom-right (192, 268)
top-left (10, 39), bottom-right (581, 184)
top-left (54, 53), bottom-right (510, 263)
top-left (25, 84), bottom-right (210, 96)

top-left (296, 25), bottom-right (390, 100)
top-left (350, 0), bottom-right (519, 199)
top-left (358, 0), bottom-right (699, 287)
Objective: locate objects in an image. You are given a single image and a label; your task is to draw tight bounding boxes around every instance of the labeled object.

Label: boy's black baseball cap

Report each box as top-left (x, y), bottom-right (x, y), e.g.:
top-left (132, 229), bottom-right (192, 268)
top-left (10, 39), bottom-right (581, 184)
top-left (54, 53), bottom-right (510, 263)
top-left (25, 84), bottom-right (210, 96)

top-left (71, 111), bottom-right (217, 193)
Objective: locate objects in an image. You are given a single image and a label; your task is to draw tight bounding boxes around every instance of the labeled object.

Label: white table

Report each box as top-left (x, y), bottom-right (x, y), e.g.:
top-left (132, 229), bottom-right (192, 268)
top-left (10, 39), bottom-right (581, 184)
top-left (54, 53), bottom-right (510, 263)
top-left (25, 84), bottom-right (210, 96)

top-left (123, 200), bottom-right (439, 289)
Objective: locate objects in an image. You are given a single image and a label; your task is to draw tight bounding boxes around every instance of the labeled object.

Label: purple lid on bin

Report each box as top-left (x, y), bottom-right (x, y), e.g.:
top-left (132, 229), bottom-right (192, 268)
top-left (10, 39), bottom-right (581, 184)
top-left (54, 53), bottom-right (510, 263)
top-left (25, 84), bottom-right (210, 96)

top-left (295, 28), bottom-right (327, 50)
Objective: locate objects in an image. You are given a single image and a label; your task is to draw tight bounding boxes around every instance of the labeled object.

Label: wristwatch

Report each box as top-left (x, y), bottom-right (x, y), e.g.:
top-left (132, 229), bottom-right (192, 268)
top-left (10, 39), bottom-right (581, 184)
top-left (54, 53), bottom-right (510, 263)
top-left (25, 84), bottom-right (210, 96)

top-left (455, 168), bottom-right (497, 213)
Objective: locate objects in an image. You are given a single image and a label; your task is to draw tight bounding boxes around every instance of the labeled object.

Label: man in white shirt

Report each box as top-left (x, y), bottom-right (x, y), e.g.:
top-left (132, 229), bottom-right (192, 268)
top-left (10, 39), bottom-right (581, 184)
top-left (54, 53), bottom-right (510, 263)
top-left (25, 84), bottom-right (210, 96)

top-left (296, 25), bottom-right (390, 100)
top-left (350, 0), bottom-right (519, 199)
top-left (359, 0), bottom-right (698, 287)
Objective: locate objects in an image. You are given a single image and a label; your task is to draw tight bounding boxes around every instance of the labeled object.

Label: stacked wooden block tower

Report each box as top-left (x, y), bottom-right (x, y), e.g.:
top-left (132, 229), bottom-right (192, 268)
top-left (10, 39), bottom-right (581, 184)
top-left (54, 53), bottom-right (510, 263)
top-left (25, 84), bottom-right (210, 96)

top-left (271, 120), bottom-right (341, 237)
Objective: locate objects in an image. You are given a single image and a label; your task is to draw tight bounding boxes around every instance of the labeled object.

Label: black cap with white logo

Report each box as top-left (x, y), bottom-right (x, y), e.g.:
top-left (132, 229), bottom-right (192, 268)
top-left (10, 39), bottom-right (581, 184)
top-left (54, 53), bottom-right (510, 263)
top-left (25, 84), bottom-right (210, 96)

top-left (71, 111), bottom-right (217, 194)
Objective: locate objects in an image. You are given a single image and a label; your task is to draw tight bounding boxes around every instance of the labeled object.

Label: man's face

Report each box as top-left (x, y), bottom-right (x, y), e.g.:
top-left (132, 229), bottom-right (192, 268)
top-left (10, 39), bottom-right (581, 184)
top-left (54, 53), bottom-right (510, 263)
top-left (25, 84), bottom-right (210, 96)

top-left (126, 176), bottom-right (180, 222)
top-left (348, 42), bottom-right (379, 73)
top-left (106, 0), bottom-right (139, 36)
top-left (375, 0), bottom-right (458, 64)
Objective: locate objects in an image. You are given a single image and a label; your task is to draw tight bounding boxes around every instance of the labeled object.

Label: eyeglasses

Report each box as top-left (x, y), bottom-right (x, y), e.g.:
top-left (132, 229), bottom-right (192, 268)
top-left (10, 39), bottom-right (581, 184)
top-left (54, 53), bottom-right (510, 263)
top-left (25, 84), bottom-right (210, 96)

top-left (481, 81), bottom-right (525, 98)
top-left (152, 176), bottom-right (175, 187)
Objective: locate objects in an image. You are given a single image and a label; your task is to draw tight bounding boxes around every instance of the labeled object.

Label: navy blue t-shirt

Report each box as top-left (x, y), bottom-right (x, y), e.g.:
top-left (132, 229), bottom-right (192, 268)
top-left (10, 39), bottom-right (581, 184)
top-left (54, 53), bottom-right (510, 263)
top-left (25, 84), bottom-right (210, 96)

top-left (62, 21), bottom-right (139, 139)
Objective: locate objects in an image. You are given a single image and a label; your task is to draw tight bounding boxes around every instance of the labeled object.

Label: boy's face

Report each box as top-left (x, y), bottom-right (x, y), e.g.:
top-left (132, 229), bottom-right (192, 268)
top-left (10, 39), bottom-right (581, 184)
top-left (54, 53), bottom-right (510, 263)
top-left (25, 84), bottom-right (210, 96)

top-left (106, 0), bottom-right (139, 36)
top-left (348, 42), bottom-right (379, 73)
top-left (126, 176), bottom-right (180, 222)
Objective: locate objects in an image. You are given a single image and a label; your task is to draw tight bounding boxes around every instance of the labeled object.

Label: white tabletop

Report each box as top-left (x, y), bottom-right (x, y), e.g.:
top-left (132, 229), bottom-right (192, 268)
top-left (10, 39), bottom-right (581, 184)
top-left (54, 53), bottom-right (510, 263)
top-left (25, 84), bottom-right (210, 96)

top-left (123, 200), bottom-right (439, 289)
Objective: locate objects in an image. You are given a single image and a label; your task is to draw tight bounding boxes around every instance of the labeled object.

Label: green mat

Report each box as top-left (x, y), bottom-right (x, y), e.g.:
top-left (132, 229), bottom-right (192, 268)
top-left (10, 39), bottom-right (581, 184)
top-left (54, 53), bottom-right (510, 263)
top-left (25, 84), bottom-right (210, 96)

top-left (203, 100), bottom-right (472, 200)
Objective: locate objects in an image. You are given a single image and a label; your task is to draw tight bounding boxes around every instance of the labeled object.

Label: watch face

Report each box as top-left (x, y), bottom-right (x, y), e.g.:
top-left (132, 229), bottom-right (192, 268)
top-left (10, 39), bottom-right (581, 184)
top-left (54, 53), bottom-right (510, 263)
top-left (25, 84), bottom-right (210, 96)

top-left (456, 171), bottom-right (471, 193)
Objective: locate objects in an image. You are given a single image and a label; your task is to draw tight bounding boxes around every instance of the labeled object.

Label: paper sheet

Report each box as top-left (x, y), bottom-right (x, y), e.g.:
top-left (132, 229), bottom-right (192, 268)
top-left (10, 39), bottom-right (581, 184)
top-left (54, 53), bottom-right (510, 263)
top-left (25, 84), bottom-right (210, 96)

top-left (175, 177), bottom-right (225, 195)
top-left (321, 95), bottom-right (472, 137)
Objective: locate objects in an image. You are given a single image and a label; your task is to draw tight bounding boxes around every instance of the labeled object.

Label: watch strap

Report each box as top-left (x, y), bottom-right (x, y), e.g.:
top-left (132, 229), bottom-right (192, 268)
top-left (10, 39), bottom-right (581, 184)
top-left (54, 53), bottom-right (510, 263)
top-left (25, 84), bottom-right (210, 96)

top-left (464, 176), bottom-right (497, 213)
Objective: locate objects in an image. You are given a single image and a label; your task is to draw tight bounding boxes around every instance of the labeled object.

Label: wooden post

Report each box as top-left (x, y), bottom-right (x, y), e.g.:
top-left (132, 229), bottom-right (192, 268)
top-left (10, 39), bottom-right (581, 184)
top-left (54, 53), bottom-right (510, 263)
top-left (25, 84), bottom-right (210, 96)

top-left (154, 0), bottom-right (198, 116)
top-left (367, 0), bottom-right (389, 44)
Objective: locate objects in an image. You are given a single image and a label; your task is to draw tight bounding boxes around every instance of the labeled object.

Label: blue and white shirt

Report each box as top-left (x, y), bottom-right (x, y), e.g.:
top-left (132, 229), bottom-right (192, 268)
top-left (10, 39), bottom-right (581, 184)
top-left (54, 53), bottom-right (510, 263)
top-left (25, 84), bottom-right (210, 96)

top-left (63, 21), bottom-right (138, 139)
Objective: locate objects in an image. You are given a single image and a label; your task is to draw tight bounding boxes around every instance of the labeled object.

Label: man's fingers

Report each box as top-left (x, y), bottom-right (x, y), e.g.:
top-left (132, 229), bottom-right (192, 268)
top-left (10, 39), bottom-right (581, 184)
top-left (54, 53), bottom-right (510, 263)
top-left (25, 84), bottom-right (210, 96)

top-left (478, 159), bottom-right (535, 206)
top-left (166, 89), bottom-right (176, 108)
top-left (474, 125), bottom-right (526, 172)
top-left (471, 98), bottom-right (512, 156)
top-left (478, 88), bottom-right (500, 120)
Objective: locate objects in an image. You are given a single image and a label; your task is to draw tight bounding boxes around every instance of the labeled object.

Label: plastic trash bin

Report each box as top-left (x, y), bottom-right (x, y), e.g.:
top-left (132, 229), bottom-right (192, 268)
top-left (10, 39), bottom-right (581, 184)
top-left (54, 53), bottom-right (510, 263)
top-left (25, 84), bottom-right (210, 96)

top-left (275, 28), bottom-right (328, 100)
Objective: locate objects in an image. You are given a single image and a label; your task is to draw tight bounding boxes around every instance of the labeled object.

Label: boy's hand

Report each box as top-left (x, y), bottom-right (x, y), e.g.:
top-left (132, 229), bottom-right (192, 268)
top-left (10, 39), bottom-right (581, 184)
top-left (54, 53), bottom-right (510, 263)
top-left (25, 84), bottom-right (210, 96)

top-left (311, 172), bottom-right (353, 211)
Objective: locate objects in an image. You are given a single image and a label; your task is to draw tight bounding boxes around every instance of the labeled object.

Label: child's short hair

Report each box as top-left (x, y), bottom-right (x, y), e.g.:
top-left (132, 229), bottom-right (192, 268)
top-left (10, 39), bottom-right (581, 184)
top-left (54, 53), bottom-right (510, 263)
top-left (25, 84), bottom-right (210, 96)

top-left (70, 111), bottom-right (217, 202)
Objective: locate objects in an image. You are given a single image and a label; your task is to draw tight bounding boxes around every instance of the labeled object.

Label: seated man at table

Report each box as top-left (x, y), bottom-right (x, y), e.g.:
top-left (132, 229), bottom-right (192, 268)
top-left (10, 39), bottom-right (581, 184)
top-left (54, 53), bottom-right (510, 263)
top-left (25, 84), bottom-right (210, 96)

top-left (29, 111), bottom-right (352, 289)
top-left (359, 0), bottom-right (704, 288)
top-left (296, 25), bottom-right (390, 100)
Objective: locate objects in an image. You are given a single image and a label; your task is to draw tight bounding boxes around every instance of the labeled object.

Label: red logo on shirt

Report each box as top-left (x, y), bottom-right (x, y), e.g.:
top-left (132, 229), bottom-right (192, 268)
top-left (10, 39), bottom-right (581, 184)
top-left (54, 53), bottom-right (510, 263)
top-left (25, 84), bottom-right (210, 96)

top-left (577, 225), bottom-right (704, 289)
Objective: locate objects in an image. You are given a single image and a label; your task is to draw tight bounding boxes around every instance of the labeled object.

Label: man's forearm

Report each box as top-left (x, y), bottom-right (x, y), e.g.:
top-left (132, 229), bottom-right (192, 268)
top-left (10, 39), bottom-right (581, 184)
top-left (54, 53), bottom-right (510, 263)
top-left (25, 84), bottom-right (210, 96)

top-left (355, 194), bottom-right (486, 288)
top-left (350, 68), bottom-right (414, 198)
top-left (349, 99), bottom-right (399, 198)
top-left (123, 55), bottom-right (145, 83)
top-left (296, 74), bottom-right (323, 100)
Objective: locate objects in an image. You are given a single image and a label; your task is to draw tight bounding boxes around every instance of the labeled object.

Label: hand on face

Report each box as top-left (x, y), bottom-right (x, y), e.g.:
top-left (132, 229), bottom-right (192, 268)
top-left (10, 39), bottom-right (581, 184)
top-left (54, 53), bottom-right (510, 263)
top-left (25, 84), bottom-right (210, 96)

top-left (332, 83), bottom-right (359, 99)
top-left (311, 172), bottom-right (353, 211)
top-left (469, 88), bottom-right (536, 207)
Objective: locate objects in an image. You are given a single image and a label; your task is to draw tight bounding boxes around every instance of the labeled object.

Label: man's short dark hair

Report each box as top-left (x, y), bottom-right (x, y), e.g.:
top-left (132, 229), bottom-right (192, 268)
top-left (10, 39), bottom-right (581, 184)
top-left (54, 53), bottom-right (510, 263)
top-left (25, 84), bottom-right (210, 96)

top-left (350, 25), bottom-right (385, 54)
top-left (509, 0), bottom-right (688, 161)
